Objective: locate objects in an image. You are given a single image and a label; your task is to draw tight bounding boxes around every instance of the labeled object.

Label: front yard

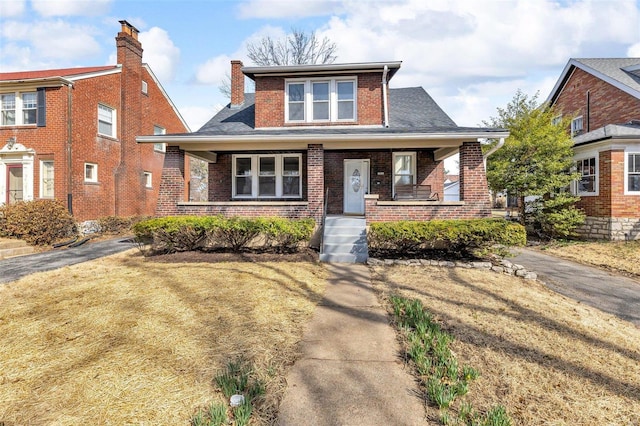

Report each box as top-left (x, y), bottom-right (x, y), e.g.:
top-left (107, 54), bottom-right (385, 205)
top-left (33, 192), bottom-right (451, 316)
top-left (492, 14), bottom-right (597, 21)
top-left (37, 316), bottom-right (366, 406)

top-left (370, 265), bottom-right (640, 425)
top-left (0, 250), bottom-right (327, 425)
top-left (1, 249), bottom-right (639, 425)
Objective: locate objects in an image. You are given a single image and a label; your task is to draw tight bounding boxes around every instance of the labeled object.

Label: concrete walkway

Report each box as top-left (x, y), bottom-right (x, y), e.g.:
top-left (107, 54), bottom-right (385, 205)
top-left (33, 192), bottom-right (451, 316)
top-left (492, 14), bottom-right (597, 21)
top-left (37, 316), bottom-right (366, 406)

top-left (512, 248), bottom-right (640, 326)
top-left (277, 263), bottom-right (425, 426)
top-left (0, 236), bottom-right (136, 284)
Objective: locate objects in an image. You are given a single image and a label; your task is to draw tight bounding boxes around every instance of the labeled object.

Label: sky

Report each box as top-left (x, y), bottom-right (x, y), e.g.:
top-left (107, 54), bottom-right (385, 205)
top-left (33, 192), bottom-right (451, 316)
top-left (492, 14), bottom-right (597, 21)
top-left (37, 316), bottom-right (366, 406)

top-left (1, 0), bottom-right (639, 135)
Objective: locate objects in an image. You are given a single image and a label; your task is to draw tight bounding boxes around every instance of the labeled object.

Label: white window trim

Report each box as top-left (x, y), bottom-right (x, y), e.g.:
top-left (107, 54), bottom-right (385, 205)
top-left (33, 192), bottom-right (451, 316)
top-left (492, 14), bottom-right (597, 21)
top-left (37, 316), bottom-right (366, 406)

top-left (1, 91), bottom-right (37, 126)
top-left (97, 104), bottom-right (116, 138)
top-left (624, 151), bottom-right (640, 195)
top-left (285, 77), bottom-right (357, 124)
top-left (574, 155), bottom-right (598, 196)
top-left (142, 80), bottom-right (148, 95)
top-left (392, 152), bottom-right (417, 197)
top-left (144, 171), bottom-right (152, 188)
top-left (153, 125), bottom-right (166, 152)
top-left (84, 162), bottom-right (98, 183)
top-left (571, 116), bottom-right (584, 137)
top-left (40, 160), bottom-right (54, 198)
top-left (232, 153), bottom-right (302, 199)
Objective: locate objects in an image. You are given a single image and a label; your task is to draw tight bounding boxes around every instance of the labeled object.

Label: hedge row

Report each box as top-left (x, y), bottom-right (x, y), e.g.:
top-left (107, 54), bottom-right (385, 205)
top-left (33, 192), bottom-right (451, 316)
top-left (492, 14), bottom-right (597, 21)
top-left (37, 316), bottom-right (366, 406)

top-left (132, 216), bottom-right (316, 254)
top-left (367, 218), bottom-right (526, 258)
top-left (0, 199), bottom-right (75, 245)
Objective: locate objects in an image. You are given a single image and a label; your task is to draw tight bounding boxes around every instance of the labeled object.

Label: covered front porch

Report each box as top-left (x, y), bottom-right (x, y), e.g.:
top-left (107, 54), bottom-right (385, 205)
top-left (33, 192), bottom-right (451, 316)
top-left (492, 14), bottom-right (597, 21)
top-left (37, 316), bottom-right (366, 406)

top-left (146, 132), bottom-right (501, 225)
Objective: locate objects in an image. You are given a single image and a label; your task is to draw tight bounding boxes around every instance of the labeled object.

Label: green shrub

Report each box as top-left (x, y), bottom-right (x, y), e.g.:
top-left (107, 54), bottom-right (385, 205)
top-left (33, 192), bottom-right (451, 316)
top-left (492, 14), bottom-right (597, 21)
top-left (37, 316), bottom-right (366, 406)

top-left (132, 215), bottom-right (315, 254)
top-left (529, 193), bottom-right (585, 240)
top-left (0, 199), bottom-right (75, 246)
top-left (368, 218), bottom-right (526, 259)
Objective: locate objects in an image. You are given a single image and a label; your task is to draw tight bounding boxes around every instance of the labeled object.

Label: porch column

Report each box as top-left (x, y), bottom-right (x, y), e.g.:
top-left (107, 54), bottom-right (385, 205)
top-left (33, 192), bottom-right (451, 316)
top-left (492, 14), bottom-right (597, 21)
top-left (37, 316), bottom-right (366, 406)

top-left (156, 146), bottom-right (185, 216)
top-left (459, 141), bottom-right (492, 217)
top-left (307, 144), bottom-right (324, 224)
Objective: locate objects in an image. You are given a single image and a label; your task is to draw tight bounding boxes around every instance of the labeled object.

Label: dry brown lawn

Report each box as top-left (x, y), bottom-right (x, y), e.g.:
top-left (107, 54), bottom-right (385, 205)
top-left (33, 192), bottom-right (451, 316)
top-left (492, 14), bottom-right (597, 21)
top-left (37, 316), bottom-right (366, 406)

top-left (0, 250), bottom-right (327, 425)
top-left (537, 240), bottom-right (640, 278)
top-left (371, 265), bottom-right (640, 425)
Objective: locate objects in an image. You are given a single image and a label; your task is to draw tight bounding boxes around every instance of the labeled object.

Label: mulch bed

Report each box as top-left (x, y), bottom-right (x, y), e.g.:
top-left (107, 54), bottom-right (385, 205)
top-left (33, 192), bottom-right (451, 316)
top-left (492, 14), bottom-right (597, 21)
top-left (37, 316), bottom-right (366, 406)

top-left (148, 247), bottom-right (320, 263)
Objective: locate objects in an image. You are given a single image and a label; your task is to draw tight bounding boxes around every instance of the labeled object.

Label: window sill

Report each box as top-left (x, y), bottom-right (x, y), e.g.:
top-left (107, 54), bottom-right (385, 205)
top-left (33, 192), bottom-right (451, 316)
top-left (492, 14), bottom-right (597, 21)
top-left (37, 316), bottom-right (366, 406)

top-left (84, 181), bottom-right (100, 185)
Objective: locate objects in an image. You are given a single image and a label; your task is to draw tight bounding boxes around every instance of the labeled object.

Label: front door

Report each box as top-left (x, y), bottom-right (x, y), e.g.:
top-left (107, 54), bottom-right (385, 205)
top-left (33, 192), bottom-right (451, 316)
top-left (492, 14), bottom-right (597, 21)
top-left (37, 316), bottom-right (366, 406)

top-left (343, 159), bottom-right (369, 215)
top-left (7, 164), bottom-right (23, 204)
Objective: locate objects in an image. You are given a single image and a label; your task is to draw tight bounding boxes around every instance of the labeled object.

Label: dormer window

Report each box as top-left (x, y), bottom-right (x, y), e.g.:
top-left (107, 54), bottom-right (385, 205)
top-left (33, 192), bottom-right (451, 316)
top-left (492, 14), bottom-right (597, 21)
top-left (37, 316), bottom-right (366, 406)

top-left (285, 78), bottom-right (357, 124)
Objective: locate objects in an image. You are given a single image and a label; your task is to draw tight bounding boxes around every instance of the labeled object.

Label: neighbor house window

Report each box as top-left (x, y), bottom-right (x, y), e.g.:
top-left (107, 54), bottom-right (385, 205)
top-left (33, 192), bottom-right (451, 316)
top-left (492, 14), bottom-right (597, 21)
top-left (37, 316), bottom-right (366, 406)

top-left (576, 157), bottom-right (597, 195)
top-left (40, 160), bottom-right (54, 198)
top-left (571, 116), bottom-right (583, 136)
top-left (84, 163), bottom-right (98, 183)
top-left (285, 78), bottom-right (357, 123)
top-left (551, 114), bottom-right (562, 126)
top-left (392, 152), bottom-right (416, 196)
top-left (98, 104), bottom-right (116, 137)
top-left (626, 153), bottom-right (640, 193)
top-left (144, 171), bottom-right (152, 188)
top-left (1, 91), bottom-right (39, 126)
top-left (142, 80), bottom-right (148, 95)
top-left (153, 125), bottom-right (166, 152)
top-left (233, 154), bottom-right (301, 198)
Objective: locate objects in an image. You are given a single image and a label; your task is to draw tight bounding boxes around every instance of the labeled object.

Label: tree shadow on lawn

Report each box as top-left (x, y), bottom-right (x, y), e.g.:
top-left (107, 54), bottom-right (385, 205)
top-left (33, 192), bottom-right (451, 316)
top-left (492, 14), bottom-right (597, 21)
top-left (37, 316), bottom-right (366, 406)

top-left (373, 265), bottom-right (640, 403)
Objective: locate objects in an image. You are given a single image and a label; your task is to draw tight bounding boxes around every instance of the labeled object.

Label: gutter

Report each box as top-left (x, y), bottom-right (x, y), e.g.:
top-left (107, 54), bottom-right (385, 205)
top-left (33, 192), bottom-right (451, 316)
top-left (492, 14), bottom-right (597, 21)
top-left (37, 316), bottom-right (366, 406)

top-left (482, 137), bottom-right (505, 168)
top-left (382, 65), bottom-right (390, 128)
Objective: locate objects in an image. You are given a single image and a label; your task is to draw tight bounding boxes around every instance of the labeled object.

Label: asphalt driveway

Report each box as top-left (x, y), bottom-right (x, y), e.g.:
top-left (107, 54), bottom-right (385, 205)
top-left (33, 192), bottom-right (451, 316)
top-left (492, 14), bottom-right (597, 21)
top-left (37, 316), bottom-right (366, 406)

top-left (0, 236), bottom-right (136, 284)
top-left (512, 248), bottom-right (640, 327)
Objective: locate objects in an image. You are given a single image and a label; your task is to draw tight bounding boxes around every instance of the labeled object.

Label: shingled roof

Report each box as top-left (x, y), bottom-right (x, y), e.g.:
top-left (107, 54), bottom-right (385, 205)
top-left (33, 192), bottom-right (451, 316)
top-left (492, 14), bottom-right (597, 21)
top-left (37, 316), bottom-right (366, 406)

top-left (547, 58), bottom-right (640, 105)
top-left (197, 86), bottom-right (479, 136)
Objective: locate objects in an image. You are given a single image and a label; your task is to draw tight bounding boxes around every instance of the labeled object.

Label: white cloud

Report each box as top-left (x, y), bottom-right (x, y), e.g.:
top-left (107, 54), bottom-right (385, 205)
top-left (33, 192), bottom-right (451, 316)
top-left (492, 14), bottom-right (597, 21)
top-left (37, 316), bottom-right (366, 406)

top-left (195, 54), bottom-right (234, 85)
top-left (1, 20), bottom-right (101, 64)
top-left (628, 43), bottom-right (640, 57)
top-left (236, 0), bottom-right (344, 19)
top-left (30, 0), bottom-right (112, 16)
top-left (180, 104), bottom-right (224, 132)
top-left (139, 26), bottom-right (180, 82)
top-left (0, 0), bottom-right (26, 17)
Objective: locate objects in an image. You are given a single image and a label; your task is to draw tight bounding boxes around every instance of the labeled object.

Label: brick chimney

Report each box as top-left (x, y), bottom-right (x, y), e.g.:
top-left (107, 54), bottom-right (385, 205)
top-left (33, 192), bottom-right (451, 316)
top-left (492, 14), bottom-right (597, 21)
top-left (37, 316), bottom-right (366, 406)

top-left (230, 60), bottom-right (244, 108)
top-left (116, 20), bottom-right (143, 69)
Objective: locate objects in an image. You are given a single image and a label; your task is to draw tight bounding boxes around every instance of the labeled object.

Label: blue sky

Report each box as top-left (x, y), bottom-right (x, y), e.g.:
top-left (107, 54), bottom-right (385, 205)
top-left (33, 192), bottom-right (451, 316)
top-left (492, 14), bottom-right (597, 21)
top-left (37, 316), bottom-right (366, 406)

top-left (1, 0), bottom-right (639, 134)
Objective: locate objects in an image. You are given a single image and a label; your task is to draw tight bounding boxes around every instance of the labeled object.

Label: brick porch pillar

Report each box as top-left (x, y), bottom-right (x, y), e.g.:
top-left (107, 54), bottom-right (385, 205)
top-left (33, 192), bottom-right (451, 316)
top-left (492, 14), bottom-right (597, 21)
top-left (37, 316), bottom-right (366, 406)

top-left (156, 146), bottom-right (185, 216)
top-left (459, 141), bottom-right (491, 216)
top-left (307, 144), bottom-right (324, 224)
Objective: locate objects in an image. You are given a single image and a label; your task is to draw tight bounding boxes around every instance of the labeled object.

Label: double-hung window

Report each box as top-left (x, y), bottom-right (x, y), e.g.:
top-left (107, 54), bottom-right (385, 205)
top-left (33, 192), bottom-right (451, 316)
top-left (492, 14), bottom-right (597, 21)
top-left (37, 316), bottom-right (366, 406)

top-left (1, 91), bottom-right (38, 126)
top-left (576, 157), bottom-right (597, 195)
top-left (571, 116), bottom-right (584, 136)
top-left (626, 153), bottom-right (640, 193)
top-left (98, 104), bottom-right (116, 137)
top-left (392, 152), bottom-right (416, 195)
top-left (154, 125), bottom-right (166, 152)
top-left (285, 78), bottom-right (356, 123)
top-left (233, 154), bottom-right (301, 198)
top-left (40, 160), bottom-right (54, 198)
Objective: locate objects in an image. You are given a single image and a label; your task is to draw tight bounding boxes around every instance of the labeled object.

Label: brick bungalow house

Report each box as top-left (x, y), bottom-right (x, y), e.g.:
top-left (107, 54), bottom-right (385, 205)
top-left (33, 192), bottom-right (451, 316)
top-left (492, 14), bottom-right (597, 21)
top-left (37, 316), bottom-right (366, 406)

top-left (546, 58), bottom-right (640, 240)
top-left (138, 60), bottom-right (507, 260)
top-left (0, 21), bottom-right (190, 221)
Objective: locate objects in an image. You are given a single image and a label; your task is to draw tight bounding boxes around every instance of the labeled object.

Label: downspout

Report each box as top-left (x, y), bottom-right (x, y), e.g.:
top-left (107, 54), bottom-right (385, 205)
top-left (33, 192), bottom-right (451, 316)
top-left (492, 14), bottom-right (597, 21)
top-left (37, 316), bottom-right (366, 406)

top-left (382, 65), bottom-right (389, 127)
top-left (66, 83), bottom-right (73, 216)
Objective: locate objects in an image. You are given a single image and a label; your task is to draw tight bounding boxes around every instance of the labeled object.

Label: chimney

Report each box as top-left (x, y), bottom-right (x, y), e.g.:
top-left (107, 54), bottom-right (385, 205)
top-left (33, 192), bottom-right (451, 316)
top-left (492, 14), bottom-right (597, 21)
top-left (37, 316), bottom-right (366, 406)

top-left (230, 60), bottom-right (244, 108)
top-left (116, 20), bottom-right (143, 68)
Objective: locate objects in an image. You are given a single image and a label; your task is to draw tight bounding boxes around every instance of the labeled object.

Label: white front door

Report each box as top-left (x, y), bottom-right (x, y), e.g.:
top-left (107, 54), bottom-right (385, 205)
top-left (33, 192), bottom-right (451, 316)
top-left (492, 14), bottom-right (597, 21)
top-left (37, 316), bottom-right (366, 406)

top-left (343, 159), bottom-right (369, 215)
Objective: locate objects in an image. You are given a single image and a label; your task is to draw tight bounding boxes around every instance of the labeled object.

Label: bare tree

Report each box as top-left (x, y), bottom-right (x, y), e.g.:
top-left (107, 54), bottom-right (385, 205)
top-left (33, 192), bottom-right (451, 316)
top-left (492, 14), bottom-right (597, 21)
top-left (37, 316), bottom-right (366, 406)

top-left (247, 28), bottom-right (337, 66)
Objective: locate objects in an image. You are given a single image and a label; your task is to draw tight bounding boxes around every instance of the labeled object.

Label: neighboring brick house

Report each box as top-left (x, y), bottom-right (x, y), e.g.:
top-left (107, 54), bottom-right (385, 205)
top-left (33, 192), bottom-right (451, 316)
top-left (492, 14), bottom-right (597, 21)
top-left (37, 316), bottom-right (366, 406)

top-left (139, 60), bottom-right (507, 226)
top-left (546, 58), bottom-right (640, 240)
top-left (0, 21), bottom-right (189, 221)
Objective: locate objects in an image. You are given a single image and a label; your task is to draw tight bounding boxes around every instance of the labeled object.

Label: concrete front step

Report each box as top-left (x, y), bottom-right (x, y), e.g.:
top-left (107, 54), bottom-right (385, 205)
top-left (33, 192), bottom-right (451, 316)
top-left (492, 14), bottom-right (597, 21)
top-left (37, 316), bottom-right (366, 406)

top-left (320, 216), bottom-right (368, 264)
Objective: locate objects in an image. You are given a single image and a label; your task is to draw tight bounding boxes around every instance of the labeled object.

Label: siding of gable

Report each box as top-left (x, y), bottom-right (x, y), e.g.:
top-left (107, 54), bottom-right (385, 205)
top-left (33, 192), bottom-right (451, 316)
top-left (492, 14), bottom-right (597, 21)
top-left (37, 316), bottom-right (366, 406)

top-left (253, 72), bottom-right (385, 128)
top-left (553, 67), bottom-right (640, 131)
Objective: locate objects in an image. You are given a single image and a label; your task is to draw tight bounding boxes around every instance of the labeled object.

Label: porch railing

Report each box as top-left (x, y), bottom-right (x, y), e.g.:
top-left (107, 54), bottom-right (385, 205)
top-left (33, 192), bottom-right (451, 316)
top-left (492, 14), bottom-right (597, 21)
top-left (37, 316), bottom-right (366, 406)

top-left (320, 188), bottom-right (329, 255)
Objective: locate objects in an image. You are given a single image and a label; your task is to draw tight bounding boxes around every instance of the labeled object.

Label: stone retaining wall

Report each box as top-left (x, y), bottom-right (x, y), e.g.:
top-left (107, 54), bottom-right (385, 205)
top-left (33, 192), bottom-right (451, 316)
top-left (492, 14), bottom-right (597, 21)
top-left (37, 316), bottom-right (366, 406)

top-left (367, 257), bottom-right (538, 280)
top-left (576, 216), bottom-right (640, 241)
